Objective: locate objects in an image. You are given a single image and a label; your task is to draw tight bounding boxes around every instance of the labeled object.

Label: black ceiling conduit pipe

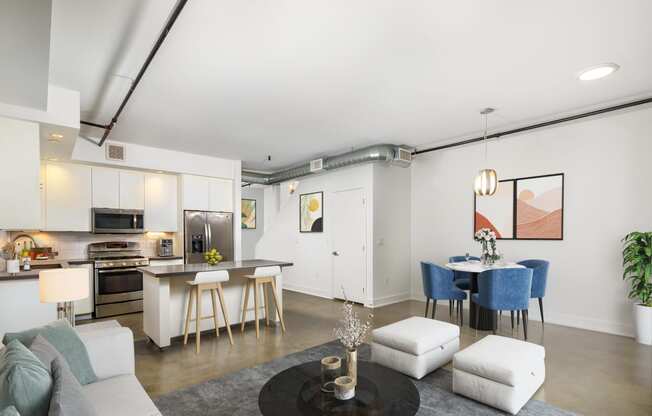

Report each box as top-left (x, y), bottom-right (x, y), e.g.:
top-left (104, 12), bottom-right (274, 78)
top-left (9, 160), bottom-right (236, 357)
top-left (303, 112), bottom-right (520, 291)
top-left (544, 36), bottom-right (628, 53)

top-left (80, 0), bottom-right (189, 147)
top-left (413, 96), bottom-right (652, 155)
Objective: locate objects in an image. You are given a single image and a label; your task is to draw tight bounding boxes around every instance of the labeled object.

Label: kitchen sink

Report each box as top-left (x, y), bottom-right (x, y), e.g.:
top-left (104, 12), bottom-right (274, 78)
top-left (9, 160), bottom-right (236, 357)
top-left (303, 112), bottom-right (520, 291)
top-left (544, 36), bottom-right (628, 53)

top-left (30, 263), bottom-right (63, 270)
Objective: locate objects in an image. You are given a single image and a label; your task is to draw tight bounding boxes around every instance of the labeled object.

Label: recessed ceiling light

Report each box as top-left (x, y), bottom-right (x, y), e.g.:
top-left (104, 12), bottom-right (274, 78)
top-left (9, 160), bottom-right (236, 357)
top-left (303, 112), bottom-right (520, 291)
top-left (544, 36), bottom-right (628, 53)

top-left (578, 63), bottom-right (620, 81)
top-left (47, 157), bottom-right (58, 161)
top-left (48, 133), bottom-right (64, 142)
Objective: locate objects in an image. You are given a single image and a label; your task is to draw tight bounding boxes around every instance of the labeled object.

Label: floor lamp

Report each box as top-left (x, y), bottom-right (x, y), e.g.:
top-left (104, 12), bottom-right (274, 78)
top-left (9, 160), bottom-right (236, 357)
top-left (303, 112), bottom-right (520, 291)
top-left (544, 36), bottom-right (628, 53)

top-left (39, 268), bottom-right (89, 327)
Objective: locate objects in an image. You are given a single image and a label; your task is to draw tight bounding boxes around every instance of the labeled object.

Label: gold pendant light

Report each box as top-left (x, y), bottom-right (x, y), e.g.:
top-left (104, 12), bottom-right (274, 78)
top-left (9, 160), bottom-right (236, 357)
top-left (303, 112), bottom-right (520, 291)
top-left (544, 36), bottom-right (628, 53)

top-left (474, 108), bottom-right (498, 196)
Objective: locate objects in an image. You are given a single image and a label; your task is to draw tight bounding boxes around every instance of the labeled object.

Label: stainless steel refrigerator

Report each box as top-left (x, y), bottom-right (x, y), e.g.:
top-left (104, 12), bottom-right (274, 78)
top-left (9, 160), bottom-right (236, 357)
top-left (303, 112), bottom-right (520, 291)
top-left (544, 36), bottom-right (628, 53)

top-left (184, 210), bottom-right (234, 264)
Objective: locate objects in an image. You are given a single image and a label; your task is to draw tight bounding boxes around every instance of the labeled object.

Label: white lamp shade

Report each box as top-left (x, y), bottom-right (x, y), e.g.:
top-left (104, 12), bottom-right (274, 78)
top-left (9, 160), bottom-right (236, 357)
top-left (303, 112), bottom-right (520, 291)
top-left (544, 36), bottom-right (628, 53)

top-left (39, 268), bottom-right (89, 303)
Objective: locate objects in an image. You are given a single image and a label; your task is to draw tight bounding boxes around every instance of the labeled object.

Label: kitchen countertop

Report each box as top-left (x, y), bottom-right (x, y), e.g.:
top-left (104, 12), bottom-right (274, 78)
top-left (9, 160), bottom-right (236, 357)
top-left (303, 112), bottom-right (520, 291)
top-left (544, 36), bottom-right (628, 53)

top-left (139, 259), bottom-right (293, 278)
top-left (0, 258), bottom-right (93, 281)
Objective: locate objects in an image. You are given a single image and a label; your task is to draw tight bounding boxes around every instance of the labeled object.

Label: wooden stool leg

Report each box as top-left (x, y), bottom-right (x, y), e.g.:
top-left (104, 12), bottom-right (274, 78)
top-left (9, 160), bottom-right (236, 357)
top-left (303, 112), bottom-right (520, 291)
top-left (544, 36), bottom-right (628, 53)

top-left (210, 288), bottom-right (220, 337)
top-left (253, 280), bottom-right (260, 338)
top-left (183, 287), bottom-right (194, 345)
top-left (241, 280), bottom-right (250, 332)
top-left (263, 282), bottom-right (270, 327)
top-left (216, 283), bottom-right (234, 345)
top-left (195, 286), bottom-right (202, 354)
top-left (269, 279), bottom-right (286, 333)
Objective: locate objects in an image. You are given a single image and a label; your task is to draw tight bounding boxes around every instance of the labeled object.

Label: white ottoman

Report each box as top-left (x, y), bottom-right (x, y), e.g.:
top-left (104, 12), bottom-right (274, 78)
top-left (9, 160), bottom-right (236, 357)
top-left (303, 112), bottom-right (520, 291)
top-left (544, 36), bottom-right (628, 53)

top-left (452, 335), bottom-right (546, 415)
top-left (371, 316), bottom-right (460, 379)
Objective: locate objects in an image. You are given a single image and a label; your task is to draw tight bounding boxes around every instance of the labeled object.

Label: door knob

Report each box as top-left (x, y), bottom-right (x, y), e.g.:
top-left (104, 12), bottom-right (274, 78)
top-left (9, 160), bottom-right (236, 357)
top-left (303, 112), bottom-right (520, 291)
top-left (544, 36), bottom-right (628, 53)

top-left (332, 251), bottom-right (340, 256)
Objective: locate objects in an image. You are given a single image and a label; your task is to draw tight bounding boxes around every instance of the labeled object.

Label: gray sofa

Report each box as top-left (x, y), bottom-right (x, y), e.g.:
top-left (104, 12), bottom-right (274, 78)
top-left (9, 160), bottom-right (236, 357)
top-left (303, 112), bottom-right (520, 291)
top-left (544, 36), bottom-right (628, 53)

top-left (75, 320), bottom-right (160, 416)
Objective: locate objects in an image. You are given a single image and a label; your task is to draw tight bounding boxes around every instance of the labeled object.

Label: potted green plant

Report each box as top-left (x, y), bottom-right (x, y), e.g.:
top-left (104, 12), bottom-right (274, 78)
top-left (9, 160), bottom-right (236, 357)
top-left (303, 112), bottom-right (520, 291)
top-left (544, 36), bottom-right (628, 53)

top-left (622, 231), bottom-right (652, 345)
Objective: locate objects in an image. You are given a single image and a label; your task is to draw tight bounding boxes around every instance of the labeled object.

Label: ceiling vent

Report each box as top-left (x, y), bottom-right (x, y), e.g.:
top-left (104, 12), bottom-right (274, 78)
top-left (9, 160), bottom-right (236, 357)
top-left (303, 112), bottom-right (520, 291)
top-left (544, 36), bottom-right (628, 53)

top-left (396, 148), bottom-right (412, 163)
top-left (310, 158), bottom-right (324, 172)
top-left (106, 143), bottom-right (126, 161)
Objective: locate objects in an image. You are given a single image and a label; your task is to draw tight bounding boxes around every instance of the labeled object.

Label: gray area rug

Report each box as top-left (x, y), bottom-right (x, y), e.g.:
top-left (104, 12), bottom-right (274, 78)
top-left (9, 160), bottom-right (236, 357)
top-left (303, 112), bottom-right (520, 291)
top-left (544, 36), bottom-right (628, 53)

top-left (154, 341), bottom-right (575, 415)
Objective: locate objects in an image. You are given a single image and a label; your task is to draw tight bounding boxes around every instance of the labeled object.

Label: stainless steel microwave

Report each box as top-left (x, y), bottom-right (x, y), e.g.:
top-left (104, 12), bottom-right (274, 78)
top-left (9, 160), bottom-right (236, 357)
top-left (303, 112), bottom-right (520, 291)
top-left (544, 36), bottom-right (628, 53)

top-left (92, 208), bottom-right (145, 234)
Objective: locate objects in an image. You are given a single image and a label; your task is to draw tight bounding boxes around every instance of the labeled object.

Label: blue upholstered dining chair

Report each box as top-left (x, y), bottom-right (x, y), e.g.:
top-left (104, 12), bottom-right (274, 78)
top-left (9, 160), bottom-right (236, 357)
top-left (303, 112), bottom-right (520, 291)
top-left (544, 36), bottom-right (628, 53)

top-left (421, 262), bottom-right (467, 325)
top-left (518, 259), bottom-right (550, 327)
top-left (448, 255), bottom-right (480, 291)
top-left (471, 268), bottom-right (533, 340)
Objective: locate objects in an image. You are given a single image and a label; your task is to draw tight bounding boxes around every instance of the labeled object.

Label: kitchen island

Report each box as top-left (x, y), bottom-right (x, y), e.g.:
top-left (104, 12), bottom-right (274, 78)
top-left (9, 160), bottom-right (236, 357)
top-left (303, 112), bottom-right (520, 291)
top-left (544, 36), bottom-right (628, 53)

top-left (139, 259), bottom-right (293, 348)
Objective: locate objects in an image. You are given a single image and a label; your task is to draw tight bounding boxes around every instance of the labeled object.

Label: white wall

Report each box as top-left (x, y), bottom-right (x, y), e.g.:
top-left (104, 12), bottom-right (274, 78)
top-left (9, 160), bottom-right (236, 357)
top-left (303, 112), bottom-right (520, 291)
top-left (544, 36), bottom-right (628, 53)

top-left (242, 187), bottom-right (264, 259)
top-left (411, 107), bottom-right (652, 337)
top-left (373, 163), bottom-right (412, 306)
top-left (257, 164), bottom-right (375, 305)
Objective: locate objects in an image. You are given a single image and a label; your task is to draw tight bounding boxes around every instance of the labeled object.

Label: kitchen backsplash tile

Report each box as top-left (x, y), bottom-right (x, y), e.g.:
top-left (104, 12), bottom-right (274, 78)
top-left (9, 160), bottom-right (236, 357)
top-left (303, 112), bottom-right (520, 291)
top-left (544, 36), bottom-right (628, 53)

top-left (6, 231), bottom-right (177, 259)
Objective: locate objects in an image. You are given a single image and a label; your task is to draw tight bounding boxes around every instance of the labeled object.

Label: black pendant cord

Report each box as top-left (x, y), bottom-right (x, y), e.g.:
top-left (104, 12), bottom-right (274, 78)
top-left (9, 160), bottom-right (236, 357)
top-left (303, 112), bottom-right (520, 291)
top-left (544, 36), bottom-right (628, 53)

top-left (80, 0), bottom-right (189, 147)
top-left (413, 96), bottom-right (652, 156)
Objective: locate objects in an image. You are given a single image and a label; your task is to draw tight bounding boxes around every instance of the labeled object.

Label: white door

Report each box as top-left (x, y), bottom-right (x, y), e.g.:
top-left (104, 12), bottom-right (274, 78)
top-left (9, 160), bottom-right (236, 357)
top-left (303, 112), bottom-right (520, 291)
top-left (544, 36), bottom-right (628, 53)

top-left (332, 188), bottom-right (367, 303)
top-left (119, 171), bottom-right (145, 209)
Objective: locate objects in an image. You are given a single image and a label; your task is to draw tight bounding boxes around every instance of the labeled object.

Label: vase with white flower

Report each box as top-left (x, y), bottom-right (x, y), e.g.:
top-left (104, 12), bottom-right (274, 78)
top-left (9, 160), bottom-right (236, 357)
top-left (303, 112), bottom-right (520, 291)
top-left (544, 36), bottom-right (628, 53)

top-left (474, 228), bottom-right (500, 265)
top-left (333, 294), bottom-right (373, 386)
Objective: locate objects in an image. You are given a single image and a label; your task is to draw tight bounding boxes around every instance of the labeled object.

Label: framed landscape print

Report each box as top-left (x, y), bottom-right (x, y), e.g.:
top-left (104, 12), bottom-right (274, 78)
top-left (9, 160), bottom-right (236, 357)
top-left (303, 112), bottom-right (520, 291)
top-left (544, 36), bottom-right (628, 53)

top-left (300, 191), bottom-right (323, 233)
top-left (515, 173), bottom-right (564, 239)
top-left (474, 180), bottom-right (515, 239)
top-left (473, 173), bottom-right (564, 240)
top-left (241, 199), bottom-right (256, 229)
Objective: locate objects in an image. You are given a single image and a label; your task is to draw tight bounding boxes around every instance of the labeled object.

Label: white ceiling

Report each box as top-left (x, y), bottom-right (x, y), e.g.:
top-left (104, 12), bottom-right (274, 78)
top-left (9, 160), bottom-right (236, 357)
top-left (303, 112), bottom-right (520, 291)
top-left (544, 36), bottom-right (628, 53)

top-left (49, 0), bottom-right (652, 170)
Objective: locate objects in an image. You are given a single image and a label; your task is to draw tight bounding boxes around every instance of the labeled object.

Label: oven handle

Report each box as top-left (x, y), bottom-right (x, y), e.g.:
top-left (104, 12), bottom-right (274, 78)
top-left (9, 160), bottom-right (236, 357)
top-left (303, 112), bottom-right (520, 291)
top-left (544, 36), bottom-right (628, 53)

top-left (97, 268), bottom-right (141, 274)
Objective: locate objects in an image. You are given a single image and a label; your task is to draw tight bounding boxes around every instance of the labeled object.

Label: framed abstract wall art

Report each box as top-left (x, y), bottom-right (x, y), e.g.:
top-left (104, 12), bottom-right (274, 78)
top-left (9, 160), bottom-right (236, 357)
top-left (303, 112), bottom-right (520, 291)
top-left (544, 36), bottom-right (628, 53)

top-left (515, 173), bottom-right (564, 240)
top-left (474, 179), bottom-right (515, 239)
top-left (474, 173), bottom-right (564, 240)
top-left (241, 199), bottom-right (256, 229)
top-left (300, 191), bottom-right (323, 233)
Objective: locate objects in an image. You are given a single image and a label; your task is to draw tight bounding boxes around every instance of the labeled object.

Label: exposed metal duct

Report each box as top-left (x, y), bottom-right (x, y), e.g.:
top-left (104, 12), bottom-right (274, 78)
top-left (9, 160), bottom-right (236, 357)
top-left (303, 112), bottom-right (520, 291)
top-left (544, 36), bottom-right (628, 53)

top-left (242, 144), bottom-right (411, 185)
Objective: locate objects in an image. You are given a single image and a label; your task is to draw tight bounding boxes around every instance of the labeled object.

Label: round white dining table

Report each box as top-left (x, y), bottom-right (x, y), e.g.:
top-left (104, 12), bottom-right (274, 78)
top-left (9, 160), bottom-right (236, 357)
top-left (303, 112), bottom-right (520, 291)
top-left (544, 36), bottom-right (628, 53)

top-left (444, 260), bottom-right (526, 330)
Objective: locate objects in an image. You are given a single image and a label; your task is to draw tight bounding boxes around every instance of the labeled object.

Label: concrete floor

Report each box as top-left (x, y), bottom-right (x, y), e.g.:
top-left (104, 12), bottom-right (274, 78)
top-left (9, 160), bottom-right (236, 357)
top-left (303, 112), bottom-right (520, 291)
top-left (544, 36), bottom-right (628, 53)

top-left (103, 291), bottom-right (652, 416)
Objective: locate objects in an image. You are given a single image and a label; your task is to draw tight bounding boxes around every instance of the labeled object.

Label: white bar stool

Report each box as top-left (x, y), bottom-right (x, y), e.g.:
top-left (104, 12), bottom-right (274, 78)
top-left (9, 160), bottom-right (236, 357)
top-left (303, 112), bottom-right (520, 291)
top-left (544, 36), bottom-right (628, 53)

top-left (241, 266), bottom-right (286, 338)
top-left (183, 270), bottom-right (234, 353)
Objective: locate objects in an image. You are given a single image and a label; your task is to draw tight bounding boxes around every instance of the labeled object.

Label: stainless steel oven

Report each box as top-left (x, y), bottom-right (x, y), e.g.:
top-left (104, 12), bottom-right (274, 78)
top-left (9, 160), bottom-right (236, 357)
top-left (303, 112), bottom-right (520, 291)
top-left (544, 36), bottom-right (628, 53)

top-left (92, 208), bottom-right (144, 234)
top-left (89, 242), bottom-right (148, 318)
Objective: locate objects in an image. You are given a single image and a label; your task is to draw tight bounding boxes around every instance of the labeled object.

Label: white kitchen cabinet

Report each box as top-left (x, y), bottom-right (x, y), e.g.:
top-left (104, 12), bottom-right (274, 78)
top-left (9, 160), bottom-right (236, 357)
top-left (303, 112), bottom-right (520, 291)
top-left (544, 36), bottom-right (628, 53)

top-left (0, 117), bottom-right (41, 230)
top-left (181, 174), bottom-right (210, 211)
top-left (45, 162), bottom-right (92, 231)
top-left (91, 167), bottom-right (120, 208)
top-left (181, 174), bottom-right (233, 212)
top-left (208, 178), bottom-right (233, 212)
top-left (145, 173), bottom-right (178, 232)
top-left (119, 171), bottom-right (145, 210)
top-left (72, 263), bottom-right (94, 318)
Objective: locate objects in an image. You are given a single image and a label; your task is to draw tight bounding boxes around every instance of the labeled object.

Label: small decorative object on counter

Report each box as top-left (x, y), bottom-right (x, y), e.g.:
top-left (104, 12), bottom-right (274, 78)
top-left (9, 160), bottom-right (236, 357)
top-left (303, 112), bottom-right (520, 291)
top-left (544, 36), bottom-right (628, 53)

top-left (22, 256), bottom-right (31, 271)
top-left (6, 258), bottom-right (20, 274)
top-left (474, 228), bottom-right (500, 265)
top-left (334, 376), bottom-right (355, 400)
top-left (203, 248), bottom-right (223, 265)
top-left (320, 356), bottom-right (342, 393)
top-left (334, 289), bottom-right (373, 387)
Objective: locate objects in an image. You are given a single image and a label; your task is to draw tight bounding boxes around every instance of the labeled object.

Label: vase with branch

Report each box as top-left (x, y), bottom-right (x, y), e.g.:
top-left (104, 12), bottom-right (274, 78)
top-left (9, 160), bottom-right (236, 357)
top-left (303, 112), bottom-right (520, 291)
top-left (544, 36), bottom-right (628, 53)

top-left (334, 293), bottom-right (373, 385)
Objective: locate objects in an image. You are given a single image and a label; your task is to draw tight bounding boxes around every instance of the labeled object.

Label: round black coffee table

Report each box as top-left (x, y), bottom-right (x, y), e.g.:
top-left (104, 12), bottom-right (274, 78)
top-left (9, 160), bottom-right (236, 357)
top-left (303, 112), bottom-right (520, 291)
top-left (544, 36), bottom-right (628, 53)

top-left (258, 361), bottom-right (420, 415)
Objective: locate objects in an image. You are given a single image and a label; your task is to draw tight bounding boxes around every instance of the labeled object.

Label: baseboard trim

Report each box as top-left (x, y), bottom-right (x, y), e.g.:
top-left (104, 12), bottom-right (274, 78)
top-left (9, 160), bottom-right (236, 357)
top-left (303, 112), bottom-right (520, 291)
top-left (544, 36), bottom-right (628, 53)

top-left (284, 284), bottom-right (333, 300)
top-left (372, 292), bottom-right (412, 308)
top-left (409, 295), bottom-right (634, 338)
